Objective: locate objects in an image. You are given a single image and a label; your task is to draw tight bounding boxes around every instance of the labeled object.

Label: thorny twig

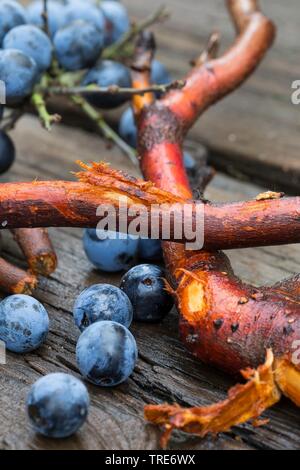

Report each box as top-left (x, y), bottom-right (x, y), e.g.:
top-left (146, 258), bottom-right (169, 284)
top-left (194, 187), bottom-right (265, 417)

top-left (42, 80), bottom-right (185, 97)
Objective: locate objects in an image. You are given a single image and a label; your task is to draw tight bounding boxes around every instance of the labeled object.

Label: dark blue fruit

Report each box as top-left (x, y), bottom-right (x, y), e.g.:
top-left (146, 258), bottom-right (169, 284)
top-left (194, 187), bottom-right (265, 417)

top-left (83, 229), bottom-right (138, 273)
top-left (101, 1), bottom-right (130, 46)
top-left (81, 60), bottom-right (131, 108)
top-left (62, 1), bottom-right (105, 32)
top-left (120, 264), bottom-right (173, 323)
top-left (0, 130), bottom-right (15, 174)
top-left (3, 25), bottom-right (53, 73)
top-left (0, 294), bottom-right (49, 353)
top-left (27, 373), bottom-right (89, 438)
top-left (54, 20), bottom-right (104, 71)
top-left (76, 320), bottom-right (137, 387)
top-left (27, 0), bottom-right (66, 38)
top-left (138, 238), bottom-right (163, 261)
top-left (151, 59), bottom-right (172, 86)
top-left (73, 284), bottom-right (133, 331)
top-left (0, 49), bottom-right (39, 105)
top-left (183, 151), bottom-right (196, 170)
top-left (118, 107), bottom-right (137, 148)
top-left (151, 60), bottom-right (172, 98)
top-left (0, 0), bottom-right (27, 45)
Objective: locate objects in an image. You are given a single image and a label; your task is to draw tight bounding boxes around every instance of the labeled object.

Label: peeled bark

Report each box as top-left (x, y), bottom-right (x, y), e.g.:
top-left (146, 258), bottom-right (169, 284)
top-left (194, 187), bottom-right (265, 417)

top-left (1, 165), bottom-right (300, 251)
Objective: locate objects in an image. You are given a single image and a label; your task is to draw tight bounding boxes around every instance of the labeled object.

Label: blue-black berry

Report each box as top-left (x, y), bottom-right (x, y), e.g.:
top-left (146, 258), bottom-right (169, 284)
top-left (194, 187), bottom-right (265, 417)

top-left (76, 320), bottom-right (137, 387)
top-left (120, 264), bottom-right (174, 323)
top-left (73, 283), bottom-right (133, 331)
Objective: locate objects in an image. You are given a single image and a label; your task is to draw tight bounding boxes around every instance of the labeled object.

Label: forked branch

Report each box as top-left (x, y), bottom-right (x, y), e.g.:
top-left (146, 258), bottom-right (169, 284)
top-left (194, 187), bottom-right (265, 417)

top-left (161, 0), bottom-right (275, 130)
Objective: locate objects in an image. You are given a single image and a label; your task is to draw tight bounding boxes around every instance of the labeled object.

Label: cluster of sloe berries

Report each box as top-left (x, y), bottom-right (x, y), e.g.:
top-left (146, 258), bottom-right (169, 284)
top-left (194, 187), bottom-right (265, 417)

top-left (0, 0), bottom-right (130, 172)
top-left (0, 229), bottom-right (174, 438)
top-left (0, 0), bottom-right (196, 176)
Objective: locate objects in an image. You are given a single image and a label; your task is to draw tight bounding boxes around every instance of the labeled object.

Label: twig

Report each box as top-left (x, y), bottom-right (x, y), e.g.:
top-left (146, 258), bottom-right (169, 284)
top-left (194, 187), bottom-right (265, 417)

top-left (71, 94), bottom-right (138, 165)
top-left (0, 256), bottom-right (37, 295)
top-left (31, 91), bottom-right (61, 131)
top-left (103, 5), bottom-right (169, 60)
top-left (57, 70), bottom-right (87, 88)
top-left (42, 0), bottom-right (49, 36)
top-left (11, 228), bottom-right (57, 277)
top-left (42, 80), bottom-right (185, 97)
top-left (190, 31), bottom-right (220, 66)
top-left (131, 31), bottom-right (156, 114)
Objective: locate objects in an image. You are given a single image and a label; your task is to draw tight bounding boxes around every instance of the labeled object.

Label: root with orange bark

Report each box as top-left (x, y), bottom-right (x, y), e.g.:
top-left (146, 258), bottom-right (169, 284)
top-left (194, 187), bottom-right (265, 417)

top-left (1, 162), bottom-right (300, 250)
top-left (129, 0), bottom-right (300, 447)
top-left (0, 227), bottom-right (56, 295)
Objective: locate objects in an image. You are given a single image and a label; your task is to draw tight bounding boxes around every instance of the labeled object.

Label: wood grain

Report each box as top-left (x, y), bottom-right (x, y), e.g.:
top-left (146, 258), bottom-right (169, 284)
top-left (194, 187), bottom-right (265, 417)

top-left (0, 115), bottom-right (299, 450)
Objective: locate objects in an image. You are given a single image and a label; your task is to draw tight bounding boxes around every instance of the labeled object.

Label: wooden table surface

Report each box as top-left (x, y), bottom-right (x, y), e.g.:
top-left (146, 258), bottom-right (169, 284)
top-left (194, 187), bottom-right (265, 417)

top-left (1, 0), bottom-right (300, 451)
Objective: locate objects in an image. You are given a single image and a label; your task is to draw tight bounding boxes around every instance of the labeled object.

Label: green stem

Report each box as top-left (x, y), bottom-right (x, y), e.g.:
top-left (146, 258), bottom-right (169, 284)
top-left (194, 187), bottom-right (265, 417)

top-left (71, 95), bottom-right (138, 165)
top-left (31, 92), bottom-right (61, 131)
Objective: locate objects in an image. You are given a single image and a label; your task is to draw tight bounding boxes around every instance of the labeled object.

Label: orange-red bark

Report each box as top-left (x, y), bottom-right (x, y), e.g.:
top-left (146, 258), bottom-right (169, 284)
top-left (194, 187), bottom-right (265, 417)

top-left (161, 0), bottom-right (275, 130)
top-left (0, 257), bottom-right (37, 294)
top-left (11, 228), bottom-right (57, 276)
top-left (1, 166), bottom-right (300, 251)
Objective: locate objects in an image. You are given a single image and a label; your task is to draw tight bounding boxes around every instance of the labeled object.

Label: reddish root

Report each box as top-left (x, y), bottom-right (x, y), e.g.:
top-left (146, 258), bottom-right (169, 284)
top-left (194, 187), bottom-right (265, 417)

top-left (1, 162), bottom-right (300, 250)
top-left (12, 228), bottom-right (57, 276)
top-left (0, 257), bottom-right (37, 295)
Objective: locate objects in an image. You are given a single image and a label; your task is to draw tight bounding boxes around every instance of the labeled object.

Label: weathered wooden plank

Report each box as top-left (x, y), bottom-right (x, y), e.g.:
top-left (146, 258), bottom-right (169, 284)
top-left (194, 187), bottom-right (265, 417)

top-left (0, 115), bottom-right (299, 450)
